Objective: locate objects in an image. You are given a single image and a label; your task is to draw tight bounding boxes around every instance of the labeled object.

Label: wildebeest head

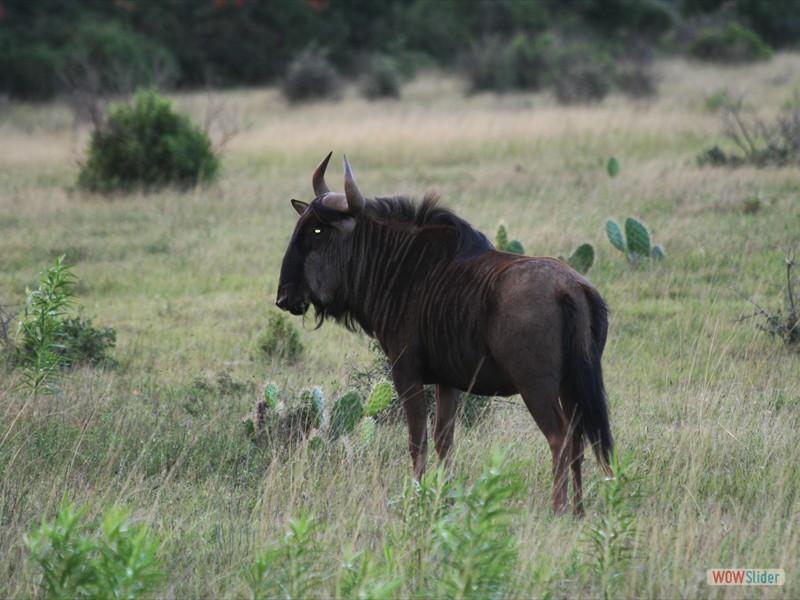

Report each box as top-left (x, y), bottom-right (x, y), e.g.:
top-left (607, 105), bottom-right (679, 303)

top-left (275, 152), bottom-right (365, 318)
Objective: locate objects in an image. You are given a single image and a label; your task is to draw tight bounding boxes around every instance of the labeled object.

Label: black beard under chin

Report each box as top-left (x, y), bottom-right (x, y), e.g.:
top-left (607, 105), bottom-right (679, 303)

top-left (311, 294), bottom-right (359, 332)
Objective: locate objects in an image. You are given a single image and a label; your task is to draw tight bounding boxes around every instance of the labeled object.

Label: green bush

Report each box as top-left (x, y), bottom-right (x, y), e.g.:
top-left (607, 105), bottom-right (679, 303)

top-left (77, 90), bottom-right (219, 193)
top-left (281, 47), bottom-right (341, 104)
top-left (688, 22), bottom-right (773, 63)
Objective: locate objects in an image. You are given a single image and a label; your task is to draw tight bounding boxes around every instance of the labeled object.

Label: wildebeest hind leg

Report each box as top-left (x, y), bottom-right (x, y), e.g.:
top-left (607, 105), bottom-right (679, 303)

top-left (518, 379), bottom-right (571, 515)
top-left (434, 385), bottom-right (458, 470)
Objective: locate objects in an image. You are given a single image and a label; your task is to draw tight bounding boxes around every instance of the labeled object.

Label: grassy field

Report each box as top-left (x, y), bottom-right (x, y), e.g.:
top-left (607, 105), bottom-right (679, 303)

top-left (2, 54), bottom-right (799, 598)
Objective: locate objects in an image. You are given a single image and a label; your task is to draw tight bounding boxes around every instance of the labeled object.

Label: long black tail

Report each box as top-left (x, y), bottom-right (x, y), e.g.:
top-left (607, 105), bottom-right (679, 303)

top-left (560, 286), bottom-right (613, 471)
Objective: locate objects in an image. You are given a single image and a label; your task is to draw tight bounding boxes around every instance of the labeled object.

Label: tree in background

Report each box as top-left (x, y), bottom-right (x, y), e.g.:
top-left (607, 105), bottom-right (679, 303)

top-left (0, 0), bottom-right (797, 102)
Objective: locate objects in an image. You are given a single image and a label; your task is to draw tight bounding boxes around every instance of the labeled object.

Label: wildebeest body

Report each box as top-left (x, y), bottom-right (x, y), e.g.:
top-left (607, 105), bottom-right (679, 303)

top-left (276, 152), bottom-right (613, 515)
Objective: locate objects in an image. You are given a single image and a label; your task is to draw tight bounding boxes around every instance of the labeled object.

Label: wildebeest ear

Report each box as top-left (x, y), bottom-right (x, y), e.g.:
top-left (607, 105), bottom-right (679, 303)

top-left (291, 199), bottom-right (308, 215)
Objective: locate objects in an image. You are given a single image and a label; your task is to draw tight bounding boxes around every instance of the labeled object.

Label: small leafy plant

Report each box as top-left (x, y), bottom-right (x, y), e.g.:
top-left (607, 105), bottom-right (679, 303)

top-left (25, 497), bottom-right (163, 600)
top-left (245, 451), bottom-right (524, 598)
top-left (431, 450), bottom-right (523, 598)
top-left (13, 257), bottom-right (116, 393)
top-left (606, 217), bottom-right (665, 267)
top-left (246, 510), bottom-right (324, 600)
top-left (583, 449), bottom-right (639, 600)
top-left (14, 256), bottom-right (76, 393)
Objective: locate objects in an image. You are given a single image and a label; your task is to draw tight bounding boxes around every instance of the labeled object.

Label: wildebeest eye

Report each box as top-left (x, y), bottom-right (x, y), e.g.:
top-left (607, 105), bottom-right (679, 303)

top-left (313, 228), bottom-right (322, 234)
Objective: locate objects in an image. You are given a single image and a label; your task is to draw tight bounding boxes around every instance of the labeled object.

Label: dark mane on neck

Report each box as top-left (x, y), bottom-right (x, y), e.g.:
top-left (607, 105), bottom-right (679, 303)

top-left (310, 191), bottom-right (493, 335)
top-left (365, 191), bottom-right (493, 257)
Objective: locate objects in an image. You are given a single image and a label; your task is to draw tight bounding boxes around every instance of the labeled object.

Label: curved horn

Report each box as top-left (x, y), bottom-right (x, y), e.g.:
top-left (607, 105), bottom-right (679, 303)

top-left (312, 151), bottom-right (333, 197)
top-left (343, 154), bottom-right (365, 213)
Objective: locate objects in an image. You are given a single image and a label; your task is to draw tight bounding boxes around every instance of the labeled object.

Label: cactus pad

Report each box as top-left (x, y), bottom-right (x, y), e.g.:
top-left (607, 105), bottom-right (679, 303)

top-left (567, 243), bottom-right (595, 274)
top-left (624, 217), bottom-right (651, 259)
top-left (263, 383), bottom-right (279, 410)
top-left (364, 381), bottom-right (393, 416)
top-left (330, 391), bottom-right (363, 438)
top-left (606, 220), bottom-right (626, 252)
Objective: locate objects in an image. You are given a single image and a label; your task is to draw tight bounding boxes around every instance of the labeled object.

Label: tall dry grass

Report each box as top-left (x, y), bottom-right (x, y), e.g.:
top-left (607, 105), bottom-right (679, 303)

top-left (1, 55), bottom-right (799, 598)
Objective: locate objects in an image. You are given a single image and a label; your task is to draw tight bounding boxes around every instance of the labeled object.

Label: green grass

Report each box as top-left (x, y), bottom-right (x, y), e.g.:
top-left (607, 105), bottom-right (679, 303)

top-left (2, 56), bottom-right (800, 598)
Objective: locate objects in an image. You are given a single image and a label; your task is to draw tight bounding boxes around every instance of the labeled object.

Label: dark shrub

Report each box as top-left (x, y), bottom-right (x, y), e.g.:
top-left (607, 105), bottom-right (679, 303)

top-left (616, 64), bottom-right (657, 99)
top-left (0, 39), bottom-right (62, 101)
top-left (256, 311), bottom-right (304, 363)
top-left (281, 47), bottom-right (341, 104)
top-left (510, 33), bottom-right (553, 91)
top-left (60, 315), bottom-right (117, 368)
top-left (77, 90), bottom-right (219, 193)
top-left (550, 41), bottom-right (613, 105)
top-left (462, 33), bottom-right (551, 94)
top-left (734, 0), bottom-right (800, 49)
top-left (688, 22), bottom-right (773, 63)
top-left (63, 21), bottom-right (177, 94)
top-left (462, 37), bottom-right (519, 93)
top-left (361, 54), bottom-right (402, 100)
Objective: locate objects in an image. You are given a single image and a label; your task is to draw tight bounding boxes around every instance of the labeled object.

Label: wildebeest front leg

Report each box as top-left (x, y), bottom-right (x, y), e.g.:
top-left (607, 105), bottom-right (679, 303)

top-left (434, 385), bottom-right (458, 469)
top-left (393, 372), bottom-right (428, 478)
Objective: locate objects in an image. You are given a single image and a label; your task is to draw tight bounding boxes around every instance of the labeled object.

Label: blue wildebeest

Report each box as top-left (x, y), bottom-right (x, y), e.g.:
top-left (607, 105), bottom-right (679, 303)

top-left (276, 152), bottom-right (613, 515)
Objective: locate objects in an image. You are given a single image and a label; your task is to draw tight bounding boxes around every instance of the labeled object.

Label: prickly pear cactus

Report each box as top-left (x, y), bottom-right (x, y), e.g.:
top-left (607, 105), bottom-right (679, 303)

top-left (359, 416), bottom-right (377, 449)
top-left (567, 243), bottom-right (595, 274)
top-left (330, 391), bottom-right (364, 439)
top-left (606, 220), bottom-right (626, 253)
top-left (496, 224), bottom-right (509, 250)
top-left (364, 381), bottom-right (393, 417)
top-left (506, 239), bottom-right (525, 254)
top-left (607, 156), bottom-right (620, 178)
top-left (496, 224), bottom-right (525, 254)
top-left (301, 387), bottom-right (325, 429)
top-left (624, 217), bottom-right (651, 260)
top-left (307, 434), bottom-right (326, 456)
top-left (263, 383), bottom-right (279, 409)
top-left (607, 217), bottom-right (665, 266)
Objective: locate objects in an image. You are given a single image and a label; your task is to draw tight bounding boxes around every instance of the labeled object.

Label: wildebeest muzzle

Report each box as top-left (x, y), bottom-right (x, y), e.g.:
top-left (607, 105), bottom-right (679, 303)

top-left (275, 283), bottom-right (308, 316)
